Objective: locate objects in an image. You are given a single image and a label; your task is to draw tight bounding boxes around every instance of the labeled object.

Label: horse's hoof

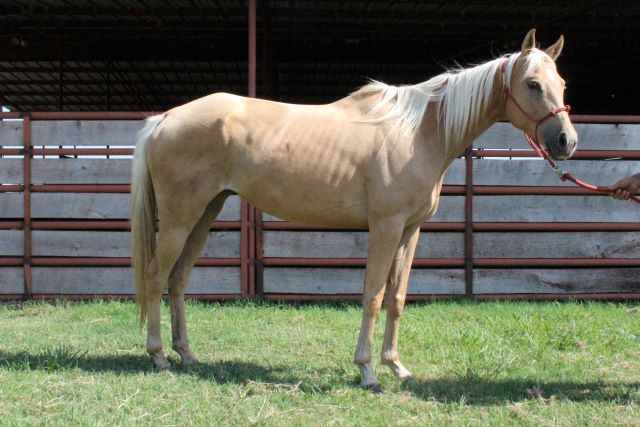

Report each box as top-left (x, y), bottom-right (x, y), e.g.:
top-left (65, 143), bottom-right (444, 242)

top-left (383, 361), bottom-right (413, 382)
top-left (362, 383), bottom-right (383, 394)
top-left (181, 357), bottom-right (199, 367)
top-left (152, 357), bottom-right (172, 371)
top-left (397, 371), bottom-right (413, 382)
top-left (369, 384), bottom-right (384, 394)
top-left (156, 362), bottom-right (171, 371)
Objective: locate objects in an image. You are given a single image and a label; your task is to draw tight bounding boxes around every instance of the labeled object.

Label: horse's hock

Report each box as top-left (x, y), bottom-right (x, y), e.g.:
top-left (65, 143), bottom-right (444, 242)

top-left (0, 114), bottom-right (639, 300)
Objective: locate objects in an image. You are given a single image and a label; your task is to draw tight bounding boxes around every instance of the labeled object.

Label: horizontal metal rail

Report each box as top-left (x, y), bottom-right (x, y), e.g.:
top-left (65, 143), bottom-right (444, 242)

top-left (0, 258), bottom-right (23, 267)
top-left (29, 257), bottom-right (240, 267)
top-left (569, 115), bottom-right (640, 124)
top-left (263, 258), bottom-right (465, 267)
top-left (29, 220), bottom-right (242, 230)
top-left (0, 149), bottom-right (23, 156)
top-left (472, 149), bottom-right (640, 159)
top-left (7, 148), bottom-right (640, 159)
top-left (32, 148), bottom-right (133, 156)
top-left (0, 112), bottom-right (157, 120)
top-left (1, 184), bottom-right (628, 195)
top-left (0, 185), bottom-right (22, 192)
top-left (22, 294), bottom-right (243, 302)
top-left (261, 221), bottom-right (640, 232)
top-left (31, 184), bottom-right (130, 193)
top-left (263, 293), bottom-right (640, 301)
top-left (1, 112), bottom-right (640, 123)
top-left (261, 257), bottom-right (640, 268)
top-left (1, 293), bottom-right (637, 302)
top-left (5, 221), bottom-right (638, 232)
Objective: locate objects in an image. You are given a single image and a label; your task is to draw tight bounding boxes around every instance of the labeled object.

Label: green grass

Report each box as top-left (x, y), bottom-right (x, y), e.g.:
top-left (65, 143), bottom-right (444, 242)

top-left (1, 300), bottom-right (640, 426)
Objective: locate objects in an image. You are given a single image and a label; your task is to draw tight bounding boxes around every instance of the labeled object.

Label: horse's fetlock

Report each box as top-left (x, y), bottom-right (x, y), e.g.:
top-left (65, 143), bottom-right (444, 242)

top-left (381, 350), bottom-right (398, 364)
top-left (354, 353), bottom-right (371, 365)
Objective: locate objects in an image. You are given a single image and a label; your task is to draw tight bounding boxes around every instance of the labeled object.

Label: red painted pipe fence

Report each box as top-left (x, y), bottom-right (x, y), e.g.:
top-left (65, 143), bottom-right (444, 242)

top-left (0, 112), bottom-right (639, 300)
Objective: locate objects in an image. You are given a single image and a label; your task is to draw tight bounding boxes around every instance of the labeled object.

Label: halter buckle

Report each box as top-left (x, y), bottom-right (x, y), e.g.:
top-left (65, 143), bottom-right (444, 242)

top-left (550, 164), bottom-right (566, 178)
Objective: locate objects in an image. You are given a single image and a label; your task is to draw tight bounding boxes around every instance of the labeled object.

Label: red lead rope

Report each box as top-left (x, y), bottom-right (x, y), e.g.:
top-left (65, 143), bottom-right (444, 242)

top-left (500, 58), bottom-right (640, 204)
top-left (523, 131), bottom-right (640, 204)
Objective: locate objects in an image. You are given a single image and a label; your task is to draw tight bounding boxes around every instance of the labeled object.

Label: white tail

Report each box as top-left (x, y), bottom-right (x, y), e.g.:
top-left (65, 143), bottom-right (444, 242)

top-left (131, 114), bottom-right (165, 327)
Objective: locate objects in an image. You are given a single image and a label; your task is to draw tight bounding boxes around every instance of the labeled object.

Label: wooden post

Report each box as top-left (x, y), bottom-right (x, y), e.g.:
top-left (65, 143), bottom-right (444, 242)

top-left (22, 114), bottom-right (32, 299)
top-left (464, 146), bottom-right (474, 297)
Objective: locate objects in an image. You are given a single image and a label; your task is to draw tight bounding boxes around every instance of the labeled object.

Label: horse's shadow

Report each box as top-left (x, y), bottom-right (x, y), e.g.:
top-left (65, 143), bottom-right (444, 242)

top-left (1, 349), bottom-right (638, 405)
top-left (0, 349), bottom-right (299, 386)
top-left (401, 376), bottom-right (640, 405)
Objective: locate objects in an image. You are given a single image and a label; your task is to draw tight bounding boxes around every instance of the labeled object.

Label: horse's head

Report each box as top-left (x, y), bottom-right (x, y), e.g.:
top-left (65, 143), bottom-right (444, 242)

top-left (505, 29), bottom-right (578, 160)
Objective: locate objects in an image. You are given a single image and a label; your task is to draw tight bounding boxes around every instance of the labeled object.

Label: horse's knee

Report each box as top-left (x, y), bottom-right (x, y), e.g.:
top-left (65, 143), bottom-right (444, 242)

top-left (362, 295), bottom-right (383, 317)
top-left (385, 295), bottom-right (406, 317)
top-left (146, 272), bottom-right (165, 299)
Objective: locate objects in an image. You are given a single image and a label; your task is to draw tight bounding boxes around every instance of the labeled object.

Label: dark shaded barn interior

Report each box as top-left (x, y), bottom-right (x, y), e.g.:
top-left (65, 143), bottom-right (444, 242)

top-left (0, 1), bottom-right (637, 114)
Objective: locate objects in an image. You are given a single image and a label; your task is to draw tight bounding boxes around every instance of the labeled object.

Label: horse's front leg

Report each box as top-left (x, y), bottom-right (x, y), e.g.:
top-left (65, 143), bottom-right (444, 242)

top-left (381, 224), bottom-right (420, 381)
top-left (355, 216), bottom-right (406, 390)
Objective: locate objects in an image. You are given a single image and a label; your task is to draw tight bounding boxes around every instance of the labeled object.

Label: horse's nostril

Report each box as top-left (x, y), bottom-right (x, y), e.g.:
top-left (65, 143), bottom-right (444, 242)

top-left (558, 132), bottom-right (568, 148)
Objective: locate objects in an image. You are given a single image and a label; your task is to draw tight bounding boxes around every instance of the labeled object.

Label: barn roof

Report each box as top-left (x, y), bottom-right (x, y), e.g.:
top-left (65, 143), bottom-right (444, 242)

top-left (1, 1), bottom-right (638, 114)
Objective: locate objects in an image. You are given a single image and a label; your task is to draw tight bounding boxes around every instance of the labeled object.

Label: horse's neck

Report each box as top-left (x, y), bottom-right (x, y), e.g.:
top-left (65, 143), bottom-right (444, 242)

top-left (442, 72), bottom-right (506, 162)
top-left (456, 105), bottom-right (502, 153)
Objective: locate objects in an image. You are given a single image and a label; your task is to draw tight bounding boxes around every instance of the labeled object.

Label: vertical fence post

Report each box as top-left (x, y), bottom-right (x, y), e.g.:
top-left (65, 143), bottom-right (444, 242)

top-left (255, 209), bottom-right (263, 296)
top-left (241, 0), bottom-right (258, 297)
top-left (464, 146), bottom-right (474, 297)
top-left (22, 113), bottom-right (32, 299)
top-left (240, 201), bottom-right (250, 297)
top-left (248, 0), bottom-right (256, 99)
top-left (253, 0), bottom-right (270, 296)
top-left (248, 207), bottom-right (257, 297)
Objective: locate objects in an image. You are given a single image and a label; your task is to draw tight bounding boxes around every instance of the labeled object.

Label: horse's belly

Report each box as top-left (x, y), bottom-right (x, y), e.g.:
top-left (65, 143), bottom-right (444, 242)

top-left (241, 181), bottom-right (369, 228)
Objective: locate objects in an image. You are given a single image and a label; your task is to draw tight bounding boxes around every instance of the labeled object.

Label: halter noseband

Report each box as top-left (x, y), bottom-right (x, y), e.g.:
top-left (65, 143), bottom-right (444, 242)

top-left (500, 59), bottom-right (571, 153)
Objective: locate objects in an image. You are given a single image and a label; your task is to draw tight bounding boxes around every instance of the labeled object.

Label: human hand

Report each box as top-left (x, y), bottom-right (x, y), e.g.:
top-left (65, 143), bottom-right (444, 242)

top-left (610, 173), bottom-right (640, 200)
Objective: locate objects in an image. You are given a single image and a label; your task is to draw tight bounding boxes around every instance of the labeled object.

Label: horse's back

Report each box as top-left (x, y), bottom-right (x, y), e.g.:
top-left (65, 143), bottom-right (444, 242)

top-left (145, 92), bottom-right (395, 228)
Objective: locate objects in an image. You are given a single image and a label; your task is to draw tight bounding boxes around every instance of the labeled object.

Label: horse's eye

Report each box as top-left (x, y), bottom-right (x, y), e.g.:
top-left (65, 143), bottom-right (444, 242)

top-left (527, 81), bottom-right (542, 91)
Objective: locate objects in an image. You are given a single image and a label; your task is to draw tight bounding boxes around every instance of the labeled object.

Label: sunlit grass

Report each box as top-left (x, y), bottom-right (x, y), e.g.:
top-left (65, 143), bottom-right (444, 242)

top-left (1, 300), bottom-right (639, 425)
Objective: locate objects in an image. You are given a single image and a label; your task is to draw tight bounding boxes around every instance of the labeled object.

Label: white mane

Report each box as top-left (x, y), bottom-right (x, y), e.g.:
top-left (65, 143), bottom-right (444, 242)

top-left (356, 49), bottom-right (550, 149)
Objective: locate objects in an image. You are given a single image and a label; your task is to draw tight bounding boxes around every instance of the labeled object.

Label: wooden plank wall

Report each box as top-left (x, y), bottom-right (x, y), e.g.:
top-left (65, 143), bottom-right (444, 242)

top-left (468, 123), bottom-right (640, 295)
top-left (1, 119), bottom-right (242, 298)
top-left (1, 119), bottom-right (639, 299)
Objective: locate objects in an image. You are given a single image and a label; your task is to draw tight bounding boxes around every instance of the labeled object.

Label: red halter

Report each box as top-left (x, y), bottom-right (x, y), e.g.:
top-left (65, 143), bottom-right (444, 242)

top-left (500, 59), bottom-right (640, 204)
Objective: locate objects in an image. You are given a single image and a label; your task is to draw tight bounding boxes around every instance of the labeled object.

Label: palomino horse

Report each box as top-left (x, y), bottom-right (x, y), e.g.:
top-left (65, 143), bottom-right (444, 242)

top-left (131, 30), bottom-right (577, 389)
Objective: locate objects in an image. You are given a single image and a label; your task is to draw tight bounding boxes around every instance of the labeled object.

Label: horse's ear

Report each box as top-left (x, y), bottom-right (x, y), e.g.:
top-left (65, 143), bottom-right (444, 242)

top-left (521, 29), bottom-right (536, 54)
top-left (545, 35), bottom-right (564, 61)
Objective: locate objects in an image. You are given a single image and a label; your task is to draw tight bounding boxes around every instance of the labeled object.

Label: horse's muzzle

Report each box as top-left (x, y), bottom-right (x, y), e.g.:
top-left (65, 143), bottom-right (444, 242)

top-left (546, 130), bottom-right (577, 160)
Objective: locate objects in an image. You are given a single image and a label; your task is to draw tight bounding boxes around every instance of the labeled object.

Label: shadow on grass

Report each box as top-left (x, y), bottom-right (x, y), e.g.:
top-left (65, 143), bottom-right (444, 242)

top-left (401, 376), bottom-right (640, 405)
top-left (0, 348), bottom-right (330, 392)
top-left (2, 348), bottom-right (638, 404)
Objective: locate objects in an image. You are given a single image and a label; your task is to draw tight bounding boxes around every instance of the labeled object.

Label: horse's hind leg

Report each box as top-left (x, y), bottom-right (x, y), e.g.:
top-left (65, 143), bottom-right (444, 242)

top-left (168, 193), bottom-right (229, 365)
top-left (381, 224), bottom-right (420, 381)
top-left (146, 198), bottom-right (212, 369)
